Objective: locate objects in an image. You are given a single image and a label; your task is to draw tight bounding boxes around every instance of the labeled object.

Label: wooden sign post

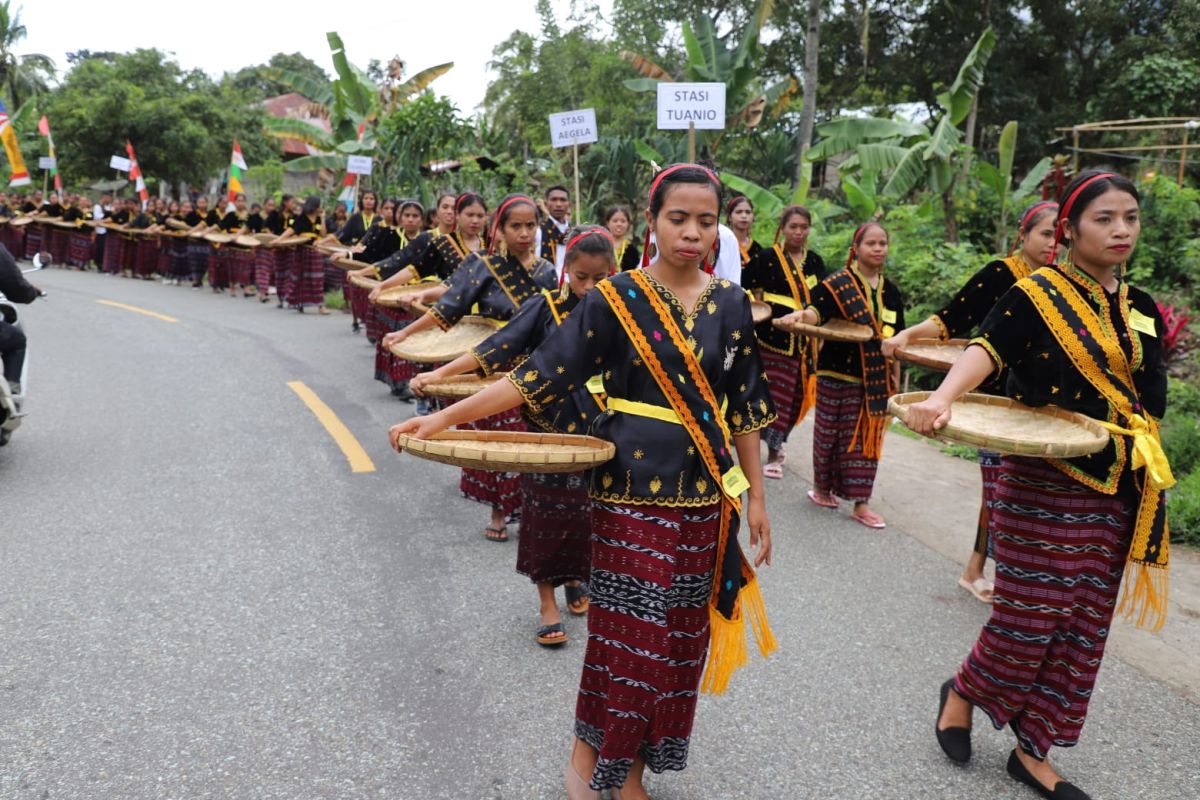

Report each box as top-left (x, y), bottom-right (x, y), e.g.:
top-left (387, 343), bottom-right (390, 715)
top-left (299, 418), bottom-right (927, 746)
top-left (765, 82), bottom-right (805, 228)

top-left (656, 82), bottom-right (726, 163)
top-left (549, 108), bottom-right (598, 222)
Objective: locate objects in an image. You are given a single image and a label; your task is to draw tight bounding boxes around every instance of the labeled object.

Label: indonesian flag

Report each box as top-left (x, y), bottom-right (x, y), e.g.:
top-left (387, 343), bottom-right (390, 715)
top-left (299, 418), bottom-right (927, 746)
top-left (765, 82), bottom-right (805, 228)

top-left (37, 115), bottom-right (61, 191)
top-left (228, 141), bottom-right (247, 201)
top-left (0, 100), bottom-right (31, 187)
top-left (125, 140), bottom-right (148, 208)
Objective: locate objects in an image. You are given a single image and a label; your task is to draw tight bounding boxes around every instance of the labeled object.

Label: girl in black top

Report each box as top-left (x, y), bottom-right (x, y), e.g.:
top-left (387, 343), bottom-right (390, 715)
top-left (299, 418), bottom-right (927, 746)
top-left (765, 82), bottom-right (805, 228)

top-left (603, 205), bottom-right (640, 271)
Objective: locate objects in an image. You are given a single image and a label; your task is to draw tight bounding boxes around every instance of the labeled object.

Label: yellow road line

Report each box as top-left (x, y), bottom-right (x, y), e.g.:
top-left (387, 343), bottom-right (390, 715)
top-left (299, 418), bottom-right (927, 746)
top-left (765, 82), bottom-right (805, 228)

top-left (96, 299), bottom-right (179, 323)
top-left (287, 381), bottom-right (377, 473)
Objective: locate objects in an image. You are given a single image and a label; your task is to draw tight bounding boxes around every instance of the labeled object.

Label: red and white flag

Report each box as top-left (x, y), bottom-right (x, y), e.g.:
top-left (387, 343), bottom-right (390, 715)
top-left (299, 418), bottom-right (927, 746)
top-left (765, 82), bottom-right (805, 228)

top-left (125, 140), bottom-right (148, 208)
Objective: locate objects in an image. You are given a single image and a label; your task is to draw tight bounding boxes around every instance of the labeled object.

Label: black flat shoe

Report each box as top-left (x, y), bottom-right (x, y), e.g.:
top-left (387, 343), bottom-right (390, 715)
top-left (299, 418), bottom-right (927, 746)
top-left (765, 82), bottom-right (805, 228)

top-left (936, 678), bottom-right (971, 764)
top-left (1006, 750), bottom-right (1092, 799)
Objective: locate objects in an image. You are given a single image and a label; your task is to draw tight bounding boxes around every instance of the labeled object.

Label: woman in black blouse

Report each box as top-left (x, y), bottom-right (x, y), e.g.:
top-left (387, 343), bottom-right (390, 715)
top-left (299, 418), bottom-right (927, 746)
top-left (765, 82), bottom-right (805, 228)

top-left (603, 205), bottom-right (640, 271)
top-left (390, 166), bottom-right (776, 799)
top-left (725, 195), bottom-right (761, 270)
top-left (907, 171), bottom-right (1170, 800)
top-left (884, 201), bottom-right (1059, 602)
top-left (785, 222), bottom-right (904, 528)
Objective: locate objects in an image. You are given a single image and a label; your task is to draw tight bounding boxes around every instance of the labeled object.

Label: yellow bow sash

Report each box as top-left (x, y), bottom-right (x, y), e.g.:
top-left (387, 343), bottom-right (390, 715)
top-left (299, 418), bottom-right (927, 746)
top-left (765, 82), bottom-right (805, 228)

top-left (1098, 414), bottom-right (1175, 491)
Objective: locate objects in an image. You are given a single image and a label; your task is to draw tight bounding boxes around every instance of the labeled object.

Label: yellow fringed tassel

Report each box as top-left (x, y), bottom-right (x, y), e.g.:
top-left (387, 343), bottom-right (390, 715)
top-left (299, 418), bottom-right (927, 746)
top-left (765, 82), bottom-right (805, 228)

top-left (740, 576), bottom-right (778, 657)
top-left (849, 409), bottom-right (888, 460)
top-left (1116, 561), bottom-right (1169, 631)
top-left (700, 604), bottom-right (748, 696)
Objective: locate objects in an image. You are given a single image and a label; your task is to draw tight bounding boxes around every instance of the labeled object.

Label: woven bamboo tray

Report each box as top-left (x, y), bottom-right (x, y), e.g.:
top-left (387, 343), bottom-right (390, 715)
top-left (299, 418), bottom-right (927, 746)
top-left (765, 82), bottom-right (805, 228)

top-left (751, 300), bottom-right (772, 324)
top-left (889, 391), bottom-right (1110, 458)
top-left (388, 316), bottom-right (501, 363)
top-left (375, 282), bottom-right (437, 308)
top-left (8, 216), bottom-right (32, 227)
top-left (188, 229), bottom-right (209, 239)
top-left (203, 232), bottom-right (233, 244)
top-left (349, 274), bottom-right (379, 291)
top-left (165, 218), bottom-right (191, 230)
top-left (233, 234), bottom-right (262, 248)
top-left (47, 219), bottom-right (77, 230)
top-left (773, 316), bottom-right (874, 342)
top-left (253, 232), bottom-right (277, 244)
top-left (894, 339), bottom-right (968, 371)
top-left (420, 373), bottom-right (508, 399)
top-left (396, 429), bottom-right (615, 473)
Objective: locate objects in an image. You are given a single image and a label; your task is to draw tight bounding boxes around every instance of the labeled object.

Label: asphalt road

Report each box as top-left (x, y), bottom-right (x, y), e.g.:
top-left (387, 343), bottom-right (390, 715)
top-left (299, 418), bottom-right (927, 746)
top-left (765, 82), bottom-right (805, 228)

top-left (1, 268), bottom-right (1197, 800)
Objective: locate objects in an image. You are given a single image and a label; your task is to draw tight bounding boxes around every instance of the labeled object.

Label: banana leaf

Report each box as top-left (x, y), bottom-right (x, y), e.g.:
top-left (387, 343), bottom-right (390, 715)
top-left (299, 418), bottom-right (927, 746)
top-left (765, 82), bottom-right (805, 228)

top-left (842, 174), bottom-right (878, 219)
top-left (620, 51), bottom-right (673, 82)
top-left (263, 118), bottom-right (335, 151)
top-left (1013, 157), bottom-right (1052, 203)
top-left (633, 139), bottom-right (665, 164)
top-left (975, 161), bottom-right (1004, 195)
top-left (854, 143), bottom-right (910, 175)
top-left (282, 154), bottom-right (344, 172)
top-left (806, 117), bottom-right (928, 161)
top-left (390, 62), bottom-right (454, 104)
top-left (936, 26), bottom-right (996, 125)
top-left (623, 78), bottom-right (663, 93)
top-left (326, 32), bottom-right (374, 118)
top-left (264, 68), bottom-right (334, 108)
top-left (720, 172), bottom-right (784, 220)
top-left (881, 145), bottom-right (927, 198)
top-left (681, 22), bottom-right (717, 82)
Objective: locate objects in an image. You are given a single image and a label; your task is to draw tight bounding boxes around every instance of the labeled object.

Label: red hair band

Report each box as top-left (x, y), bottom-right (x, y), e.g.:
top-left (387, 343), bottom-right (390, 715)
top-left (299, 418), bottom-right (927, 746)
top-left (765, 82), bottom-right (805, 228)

top-left (640, 163), bottom-right (722, 269)
top-left (487, 195), bottom-right (536, 255)
top-left (1050, 172), bottom-right (1115, 265)
top-left (845, 222), bottom-right (878, 270)
top-left (558, 228), bottom-right (617, 286)
top-left (1008, 201), bottom-right (1058, 256)
top-left (725, 195), bottom-right (751, 220)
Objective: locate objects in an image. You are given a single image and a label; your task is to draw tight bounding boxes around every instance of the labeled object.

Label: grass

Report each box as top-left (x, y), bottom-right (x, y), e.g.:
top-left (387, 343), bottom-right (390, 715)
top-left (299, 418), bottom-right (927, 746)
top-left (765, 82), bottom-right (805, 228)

top-left (323, 290), bottom-right (347, 310)
top-left (888, 419), bottom-right (978, 460)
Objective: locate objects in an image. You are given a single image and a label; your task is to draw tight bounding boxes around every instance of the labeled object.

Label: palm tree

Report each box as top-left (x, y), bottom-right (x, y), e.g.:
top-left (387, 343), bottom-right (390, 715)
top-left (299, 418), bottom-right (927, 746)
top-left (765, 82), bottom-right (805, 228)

top-left (0, 1), bottom-right (54, 110)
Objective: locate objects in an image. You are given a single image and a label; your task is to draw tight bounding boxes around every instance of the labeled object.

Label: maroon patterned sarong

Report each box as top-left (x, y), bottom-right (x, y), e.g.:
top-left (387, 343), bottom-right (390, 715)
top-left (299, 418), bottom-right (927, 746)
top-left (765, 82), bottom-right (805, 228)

top-left (811, 375), bottom-right (879, 501)
top-left (0, 223), bottom-right (24, 256)
top-left (103, 234), bottom-right (125, 275)
top-left (23, 222), bottom-right (43, 260)
top-left (207, 247), bottom-right (229, 289)
top-left (760, 348), bottom-right (807, 451)
top-left (67, 229), bottom-right (93, 267)
top-left (515, 471), bottom-right (591, 585)
top-left (954, 456), bottom-right (1132, 760)
top-left (253, 247), bottom-right (276, 293)
top-left (576, 501), bottom-right (720, 790)
top-left (134, 237), bottom-right (159, 277)
top-left (373, 306), bottom-right (417, 387)
top-left (228, 248), bottom-right (255, 288)
top-left (457, 408), bottom-right (524, 517)
top-left (288, 247), bottom-right (325, 308)
top-left (45, 226), bottom-right (68, 264)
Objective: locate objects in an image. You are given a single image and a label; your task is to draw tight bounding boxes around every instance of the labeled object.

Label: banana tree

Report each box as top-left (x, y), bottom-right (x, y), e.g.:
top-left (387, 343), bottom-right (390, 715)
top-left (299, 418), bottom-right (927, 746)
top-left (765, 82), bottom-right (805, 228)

top-left (973, 122), bottom-right (1052, 252)
top-left (620, 0), bottom-right (797, 156)
top-left (805, 26), bottom-right (996, 240)
top-left (263, 32), bottom-right (452, 173)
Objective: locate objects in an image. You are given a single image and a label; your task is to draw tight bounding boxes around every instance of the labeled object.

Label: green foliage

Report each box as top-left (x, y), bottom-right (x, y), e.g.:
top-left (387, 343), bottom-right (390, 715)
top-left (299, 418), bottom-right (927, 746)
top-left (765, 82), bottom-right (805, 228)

top-left (225, 53), bottom-right (329, 100)
top-left (1168, 468), bottom-right (1200, 547)
top-left (1125, 175), bottom-right (1200, 292)
top-left (245, 159), bottom-right (285, 201)
top-left (1162, 412), bottom-right (1200, 477)
top-left (42, 49), bottom-right (273, 191)
top-left (0, 0), bottom-right (53, 109)
top-left (374, 93), bottom-right (471, 201)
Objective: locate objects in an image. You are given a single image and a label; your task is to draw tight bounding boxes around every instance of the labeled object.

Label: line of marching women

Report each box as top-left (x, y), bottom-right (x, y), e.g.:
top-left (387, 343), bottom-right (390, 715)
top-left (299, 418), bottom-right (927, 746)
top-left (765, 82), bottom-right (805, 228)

top-left (11, 163), bottom-right (1175, 799)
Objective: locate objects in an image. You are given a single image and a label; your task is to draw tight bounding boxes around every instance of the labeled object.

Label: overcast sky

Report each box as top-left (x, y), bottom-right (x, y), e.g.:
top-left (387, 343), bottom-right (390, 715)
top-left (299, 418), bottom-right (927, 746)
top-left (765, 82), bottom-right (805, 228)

top-left (18, 1), bottom-right (613, 115)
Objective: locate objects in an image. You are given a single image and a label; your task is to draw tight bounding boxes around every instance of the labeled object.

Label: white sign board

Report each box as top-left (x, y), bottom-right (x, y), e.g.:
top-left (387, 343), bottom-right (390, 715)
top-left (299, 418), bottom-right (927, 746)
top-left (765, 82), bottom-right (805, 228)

top-left (656, 82), bottom-right (726, 130)
top-left (109, 155), bottom-right (132, 172)
top-left (38, 156), bottom-right (56, 170)
top-left (548, 108), bottom-right (598, 148)
top-left (346, 155), bottom-right (373, 175)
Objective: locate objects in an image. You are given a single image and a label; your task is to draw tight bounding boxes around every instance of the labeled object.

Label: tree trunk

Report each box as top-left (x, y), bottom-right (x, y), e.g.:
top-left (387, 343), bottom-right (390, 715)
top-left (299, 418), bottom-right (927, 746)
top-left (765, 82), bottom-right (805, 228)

top-left (793, 0), bottom-right (822, 190)
top-left (942, 188), bottom-right (959, 243)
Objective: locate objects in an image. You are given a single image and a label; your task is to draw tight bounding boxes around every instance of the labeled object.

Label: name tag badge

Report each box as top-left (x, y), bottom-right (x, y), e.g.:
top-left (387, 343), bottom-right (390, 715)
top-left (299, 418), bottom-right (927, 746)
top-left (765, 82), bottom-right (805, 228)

top-left (882, 325), bottom-right (896, 338)
top-left (585, 374), bottom-right (605, 394)
top-left (805, 274), bottom-right (818, 289)
top-left (722, 465), bottom-right (751, 497)
top-left (881, 308), bottom-right (898, 324)
top-left (1128, 308), bottom-right (1157, 337)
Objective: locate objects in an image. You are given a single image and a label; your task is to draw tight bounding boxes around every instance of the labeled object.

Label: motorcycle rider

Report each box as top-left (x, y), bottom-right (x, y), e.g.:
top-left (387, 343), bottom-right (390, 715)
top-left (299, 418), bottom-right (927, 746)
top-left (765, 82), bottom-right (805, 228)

top-left (0, 243), bottom-right (41, 395)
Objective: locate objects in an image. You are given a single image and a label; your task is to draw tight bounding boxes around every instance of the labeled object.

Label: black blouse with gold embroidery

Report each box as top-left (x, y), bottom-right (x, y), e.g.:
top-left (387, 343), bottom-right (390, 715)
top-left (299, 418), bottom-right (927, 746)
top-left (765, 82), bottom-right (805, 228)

top-left (428, 253), bottom-right (557, 330)
top-left (742, 247), bottom-right (827, 354)
top-left (972, 265), bottom-right (1167, 493)
top-left (472, 291), bottom-right (601, 435)
top-left (808, 268), bottom-right (906, 381)
top-left (509, 271), bottom-right (776, 508)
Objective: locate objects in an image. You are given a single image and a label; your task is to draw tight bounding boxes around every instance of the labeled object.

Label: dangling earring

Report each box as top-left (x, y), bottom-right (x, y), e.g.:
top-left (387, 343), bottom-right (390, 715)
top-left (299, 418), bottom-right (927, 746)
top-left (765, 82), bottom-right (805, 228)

top-left (1065, 245), bottom-right (1074, 270)
top-left (559, 280), bottom-right (570, 300)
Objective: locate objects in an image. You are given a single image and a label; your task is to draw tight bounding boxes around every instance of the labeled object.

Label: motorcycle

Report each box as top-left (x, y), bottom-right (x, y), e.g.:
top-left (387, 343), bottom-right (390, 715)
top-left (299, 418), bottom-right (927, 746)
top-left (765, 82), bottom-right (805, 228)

top-left (0, 253), bottom-right (47, 446)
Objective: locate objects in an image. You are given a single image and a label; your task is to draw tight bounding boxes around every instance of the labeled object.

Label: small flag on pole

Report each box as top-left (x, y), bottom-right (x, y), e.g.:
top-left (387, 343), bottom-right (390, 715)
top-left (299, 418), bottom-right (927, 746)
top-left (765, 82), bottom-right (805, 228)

top-left (228, 141), bottom-right (247, 201)
top-left (0, 100), bottom-right (31, 187)
top-left (125, 140), bottom-right (148, 208)
top-left (37, 115), bottom-right (62, 191)
top-left (338, 123), bottom-right (367, 214)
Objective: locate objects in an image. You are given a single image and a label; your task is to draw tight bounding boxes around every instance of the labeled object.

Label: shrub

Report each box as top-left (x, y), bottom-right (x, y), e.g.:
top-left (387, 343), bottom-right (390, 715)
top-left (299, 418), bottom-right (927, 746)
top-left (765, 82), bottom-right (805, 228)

top-left (1127, 175), bottom-right (1200, 294)
top-left (1167, 376), bottom-right (1200, 417)
top-left (1168, 468), bottom-right (1200, 547)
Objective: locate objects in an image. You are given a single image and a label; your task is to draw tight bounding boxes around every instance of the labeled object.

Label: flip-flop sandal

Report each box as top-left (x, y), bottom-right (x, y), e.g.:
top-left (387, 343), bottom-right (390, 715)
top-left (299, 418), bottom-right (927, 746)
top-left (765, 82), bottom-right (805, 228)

top-left (484, 525), bottom-right (508, 542)
top-left (850, 509), bottom-right (887, 529)
top-left (958, 577), bottom-right (995, 603)
top-left (806, 489), bottom-right (839, 509)
top-left (565, 583), bottom-right (590, 615)
top-left (763, 462), bottom-right (784, 480)
top-left (536, 622), bottom-right (567, 647)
